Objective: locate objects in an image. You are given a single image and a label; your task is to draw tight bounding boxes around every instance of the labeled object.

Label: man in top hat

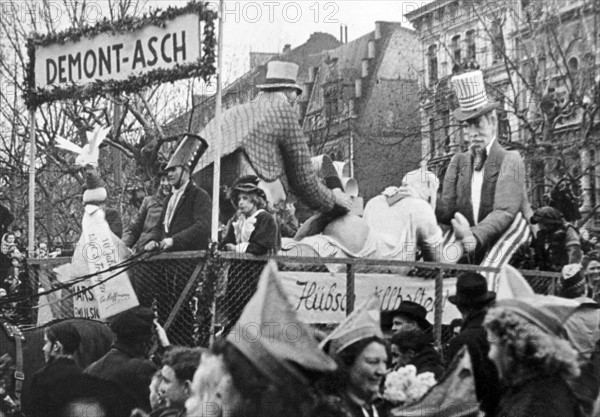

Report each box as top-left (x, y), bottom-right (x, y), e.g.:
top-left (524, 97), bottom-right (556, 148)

top-left (123, 164), bottom-right (172, 252)
top-left (445, 271), bottom-right (501, 415)
top-left (145, 134), bottom-right (212, 252)
top-left (200, 61), bottom-right (353, 222)
top-left (380, 300), bottom-right (432, 335)
top-left (436, 70), bottom-right (531, 263)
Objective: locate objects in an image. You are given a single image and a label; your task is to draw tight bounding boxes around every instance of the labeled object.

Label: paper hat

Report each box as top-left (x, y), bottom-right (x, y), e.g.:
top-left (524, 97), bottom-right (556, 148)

top-left (493, 295), bottom-right (581, 337)
top-left (82, 167), bottom-right (107, 204)
top-left (451, 70), bottom-right (500, 121)
top-left (560, 264), bottom-right (586, 299)
top-left (257, 61), bottom-right (303, 95)
top-left (227, 264), bottom-right (337, 386)
top-left (320, 295), bottom-right (384, 357)
top-left (165, 133), bottom-right (208, 172)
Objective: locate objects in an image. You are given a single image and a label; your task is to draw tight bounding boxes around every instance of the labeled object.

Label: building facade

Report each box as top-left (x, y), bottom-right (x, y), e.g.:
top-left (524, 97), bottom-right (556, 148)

top-left (407, 0), bottom-right (600, 225)
top-left (302, 21), bottom-right (422, 200)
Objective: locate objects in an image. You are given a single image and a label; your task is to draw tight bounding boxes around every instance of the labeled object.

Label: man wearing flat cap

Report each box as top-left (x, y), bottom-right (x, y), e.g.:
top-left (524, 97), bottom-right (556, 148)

top-left (445, 271), bottom-right (501, 416)
top-left (436, 70), bottom-right (531, 264)
top-left (85, 306), bottom-right (158, 413)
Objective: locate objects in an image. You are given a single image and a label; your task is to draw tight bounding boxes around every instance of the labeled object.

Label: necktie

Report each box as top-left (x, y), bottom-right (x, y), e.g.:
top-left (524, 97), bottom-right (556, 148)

top-left (473, 148), bottom-right (487, 171)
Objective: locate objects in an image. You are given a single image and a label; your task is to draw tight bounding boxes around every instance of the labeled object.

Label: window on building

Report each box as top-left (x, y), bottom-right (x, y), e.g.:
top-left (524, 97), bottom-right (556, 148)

top-left (466, 30), bottom-right (476, 61)
top-left (429, 117), bottom-right (436, 159)
top-left (442, 111), bottom-right (450, 153)
top-left (491, 21), bottom-right (505, 63)
top-left (428, 44), bottom-right (438, 84)
top-left (451, 35), bottom-right (461, 64)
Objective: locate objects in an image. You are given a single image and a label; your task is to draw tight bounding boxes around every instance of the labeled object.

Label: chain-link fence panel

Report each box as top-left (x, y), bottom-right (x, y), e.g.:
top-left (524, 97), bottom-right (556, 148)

top-left (21, 253), bottom-right (560, 350)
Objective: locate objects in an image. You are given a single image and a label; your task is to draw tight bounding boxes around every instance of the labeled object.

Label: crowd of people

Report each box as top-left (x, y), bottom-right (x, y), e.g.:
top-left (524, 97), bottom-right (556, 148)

top-left (1, 59), bottom-right (600, 417)
top-left (5, 263), bottom-right (597, 417)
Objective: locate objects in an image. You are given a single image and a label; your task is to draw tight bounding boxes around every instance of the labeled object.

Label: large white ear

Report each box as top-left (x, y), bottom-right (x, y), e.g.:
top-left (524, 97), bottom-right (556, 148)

top-left (55, 136), bottom-right (83, 155)
top-left (86, 125), bottom-right (111, 151)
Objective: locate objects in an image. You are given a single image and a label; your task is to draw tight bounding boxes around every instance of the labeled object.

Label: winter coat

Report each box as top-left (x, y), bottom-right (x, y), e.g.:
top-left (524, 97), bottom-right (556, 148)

top-left (410, 344), bottom-right (445, 380)
top-left (493, 373), bottom-right (582, 417)
top-left (445, 309), bottom-right (501, 415)
top-left (122, 192), bottom-right (169, 251)
top-left (220, 210), bottom-right (278, 255)
top-left (150, 182), bottom-right (212, 251)
top-left (84, 341), bottom-right (157, 412)
top-left (27, 357), bottom-right (82, 417)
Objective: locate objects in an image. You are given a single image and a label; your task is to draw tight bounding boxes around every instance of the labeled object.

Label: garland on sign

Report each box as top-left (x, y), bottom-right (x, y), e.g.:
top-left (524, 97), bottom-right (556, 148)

top-left (25, 0), bottom-right (217, 108)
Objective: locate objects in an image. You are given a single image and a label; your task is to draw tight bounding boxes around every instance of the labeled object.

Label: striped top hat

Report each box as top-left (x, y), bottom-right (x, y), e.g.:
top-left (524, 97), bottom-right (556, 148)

top-left (166, 133), bottom-right (208, 172)
top-left (451, 70), bottom-right (500, 121)
top-left (257, 61), bottom-right (303, 95)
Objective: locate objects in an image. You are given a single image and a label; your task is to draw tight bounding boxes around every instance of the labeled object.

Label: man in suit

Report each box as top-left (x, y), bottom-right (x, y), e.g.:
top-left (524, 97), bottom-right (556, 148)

top-left (145, 134), bottom-right (212, 252)
top-left (436, 70), bottom-right (529, 263)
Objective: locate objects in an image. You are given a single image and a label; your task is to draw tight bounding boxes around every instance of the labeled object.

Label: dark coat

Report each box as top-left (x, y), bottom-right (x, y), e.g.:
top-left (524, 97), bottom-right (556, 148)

top-left (411, 344), bottom-right (445, 380)
top-left (220, 210), bottom-right (279, 255)
top-left (122, 192), bottom-right (168, 251)
top-left (104, 207), bottom-right (123, 238)
top-left (446, 309), bottom-right (501, 415)
top-left (493, 374), bottom-right (582, 417)
top-left (150, 182), bottom-right (212, 251)
top-left (0, 204), bottom-right (14, 238)
top-left (436, 140), bottom-right (530, 253)
top-left (84, 341), bottom-right (157, 413)
top-left (28, 357), bottom-right (82, 417)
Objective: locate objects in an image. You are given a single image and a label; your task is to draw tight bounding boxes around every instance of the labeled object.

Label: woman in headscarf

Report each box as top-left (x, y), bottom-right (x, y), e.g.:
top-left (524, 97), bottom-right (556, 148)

top-left (484, 296), bottom-right (583, 417)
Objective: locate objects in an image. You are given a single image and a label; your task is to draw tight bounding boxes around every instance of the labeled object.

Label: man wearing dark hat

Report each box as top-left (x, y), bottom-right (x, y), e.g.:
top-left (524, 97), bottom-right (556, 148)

top-left (380, 300), bottom-right (432, 335)
top-left (123, 165), bottom-right (171, 252)
top-left (28, 321), bottom-right (82, 417)
top-left (200, 61), bottom-right (353, 221)
top-left (84, 306), bottom-right (158, 413)
top-left (436, 70), bottom-right (531, 263)
top-left (145, 134), bottom-right (212, 252)
top-left (445, 271), bottom-right (501, 416)
top-left (531, 206), bottom-right (582, 272)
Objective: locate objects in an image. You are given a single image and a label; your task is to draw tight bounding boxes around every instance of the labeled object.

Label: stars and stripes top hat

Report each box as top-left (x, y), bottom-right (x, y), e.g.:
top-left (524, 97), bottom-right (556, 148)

top-left (451, 70), bottom-right (500, 121)
top-left (257, 61), bottom-right (303, 95)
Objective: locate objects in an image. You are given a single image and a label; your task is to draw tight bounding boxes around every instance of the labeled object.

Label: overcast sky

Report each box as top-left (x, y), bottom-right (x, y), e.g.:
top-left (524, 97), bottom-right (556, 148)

top-left (213, 0), bottom-right (432, 82)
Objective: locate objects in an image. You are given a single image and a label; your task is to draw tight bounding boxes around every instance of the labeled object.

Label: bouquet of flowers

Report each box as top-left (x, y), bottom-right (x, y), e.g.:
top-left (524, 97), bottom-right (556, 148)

top-left (383, 365), bottom-right (437, 405)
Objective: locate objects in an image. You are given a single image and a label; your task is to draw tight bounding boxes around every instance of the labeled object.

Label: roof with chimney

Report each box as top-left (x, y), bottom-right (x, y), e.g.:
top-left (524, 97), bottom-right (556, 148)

top-left (162, 32), bottom-right (341, 138)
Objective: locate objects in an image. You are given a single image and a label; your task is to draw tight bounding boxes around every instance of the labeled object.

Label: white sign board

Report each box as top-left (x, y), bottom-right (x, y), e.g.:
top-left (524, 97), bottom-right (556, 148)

top-left (278, 271), bottom-right (461, 324)
top-left (34, 13), bottom-right (201, 89)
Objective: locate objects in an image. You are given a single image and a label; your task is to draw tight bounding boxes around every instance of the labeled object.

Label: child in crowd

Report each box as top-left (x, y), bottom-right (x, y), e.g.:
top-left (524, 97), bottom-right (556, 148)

top-left (220, 175), bottom-right (278, 256)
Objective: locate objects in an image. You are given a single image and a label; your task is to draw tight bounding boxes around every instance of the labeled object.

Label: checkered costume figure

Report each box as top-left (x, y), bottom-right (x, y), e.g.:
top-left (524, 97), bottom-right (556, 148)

top-left (200, 92), bottom-right (337, 213)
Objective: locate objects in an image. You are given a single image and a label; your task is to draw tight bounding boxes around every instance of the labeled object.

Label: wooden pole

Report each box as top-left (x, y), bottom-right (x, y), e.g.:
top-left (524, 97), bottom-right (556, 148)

top-left (28, 109), bottom-right (36, 257)
top-left (211, 0), bottom-right (224, 243)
